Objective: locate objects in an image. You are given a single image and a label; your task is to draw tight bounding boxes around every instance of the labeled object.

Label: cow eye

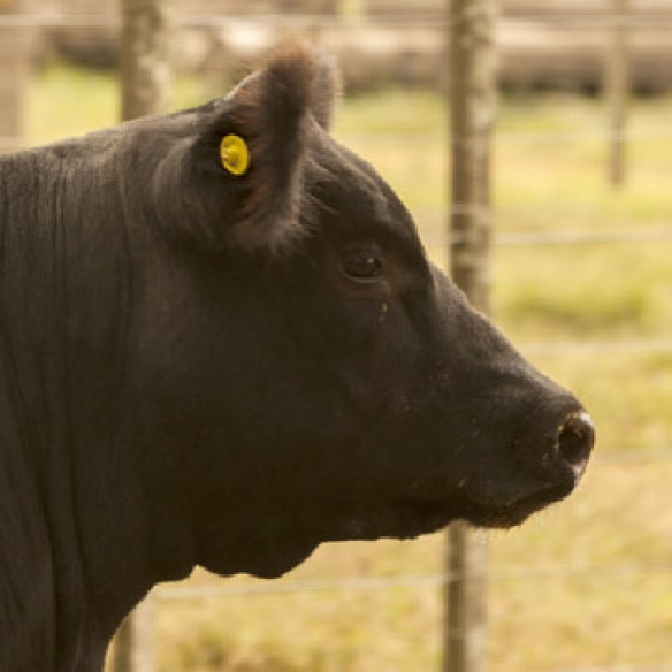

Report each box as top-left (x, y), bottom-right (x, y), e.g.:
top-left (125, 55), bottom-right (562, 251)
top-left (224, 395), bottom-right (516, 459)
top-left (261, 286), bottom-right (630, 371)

top-left (341, 247), bottom-right (383, 281)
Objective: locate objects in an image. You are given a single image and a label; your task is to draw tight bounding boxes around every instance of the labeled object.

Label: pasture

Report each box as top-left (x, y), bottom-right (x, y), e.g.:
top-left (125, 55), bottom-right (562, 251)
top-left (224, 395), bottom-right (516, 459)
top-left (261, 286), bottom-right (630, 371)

top-left (28, 66), bottom-right (672, 671)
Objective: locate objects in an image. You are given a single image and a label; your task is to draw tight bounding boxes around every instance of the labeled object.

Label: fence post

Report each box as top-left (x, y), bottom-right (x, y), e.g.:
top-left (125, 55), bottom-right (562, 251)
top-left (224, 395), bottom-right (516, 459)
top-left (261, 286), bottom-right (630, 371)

top-left (109, 615), bottom-right (134, 672)
top-left (120, 0), bottom-right (172, 121)
top-left (442, 0), bottom-right (497, 671)
top-left (606, 0), bottom-right (629, 188)
top-left (111, 2), bottom-right (171, 670)
top-left (0, 0), bottom-right (31, 153)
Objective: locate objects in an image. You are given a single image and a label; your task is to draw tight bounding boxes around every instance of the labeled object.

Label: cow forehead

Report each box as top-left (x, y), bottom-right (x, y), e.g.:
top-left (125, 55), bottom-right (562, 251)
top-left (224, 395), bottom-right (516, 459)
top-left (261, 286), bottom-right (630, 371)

top-left (307, 126), bottom-right (420, 245)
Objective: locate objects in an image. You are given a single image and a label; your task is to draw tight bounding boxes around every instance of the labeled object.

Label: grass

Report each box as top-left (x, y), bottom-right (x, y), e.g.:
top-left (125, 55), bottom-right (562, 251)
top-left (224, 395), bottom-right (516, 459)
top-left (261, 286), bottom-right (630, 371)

top-left (24, 66), bottom-right (672, 670)
top-left (27, 63), bottom-right (212, 146)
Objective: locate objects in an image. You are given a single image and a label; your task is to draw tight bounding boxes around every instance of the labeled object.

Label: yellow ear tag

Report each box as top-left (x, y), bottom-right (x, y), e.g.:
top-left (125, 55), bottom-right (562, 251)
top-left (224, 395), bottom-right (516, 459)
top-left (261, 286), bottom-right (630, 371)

top-left (220, 134), bottom-right (250, 176)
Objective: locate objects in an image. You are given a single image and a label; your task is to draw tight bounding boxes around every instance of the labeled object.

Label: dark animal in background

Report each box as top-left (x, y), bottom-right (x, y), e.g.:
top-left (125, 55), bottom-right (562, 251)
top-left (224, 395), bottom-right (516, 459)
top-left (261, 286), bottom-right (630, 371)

top-left (0, 47), bottom-right (594, 671)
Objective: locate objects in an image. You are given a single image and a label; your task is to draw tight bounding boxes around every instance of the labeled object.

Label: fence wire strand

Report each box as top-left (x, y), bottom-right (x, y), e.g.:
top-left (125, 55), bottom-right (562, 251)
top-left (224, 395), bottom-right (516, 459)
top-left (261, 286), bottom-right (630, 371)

top-left (153, 560), bottom-right (672, 600)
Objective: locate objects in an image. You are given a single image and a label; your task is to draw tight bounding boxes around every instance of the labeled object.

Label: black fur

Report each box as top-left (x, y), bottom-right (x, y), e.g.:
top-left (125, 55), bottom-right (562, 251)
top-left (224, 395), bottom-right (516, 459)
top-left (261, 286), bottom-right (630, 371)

top-left (0, 47), bottom-right (593, 671)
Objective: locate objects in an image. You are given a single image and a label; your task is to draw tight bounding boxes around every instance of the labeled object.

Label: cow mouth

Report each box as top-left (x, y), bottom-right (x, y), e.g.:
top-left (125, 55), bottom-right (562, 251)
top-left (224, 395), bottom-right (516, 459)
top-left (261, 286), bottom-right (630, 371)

top-left (388, 479), bottom-right (575, 538)
top-left (455, 479), bottom-right (575, 529)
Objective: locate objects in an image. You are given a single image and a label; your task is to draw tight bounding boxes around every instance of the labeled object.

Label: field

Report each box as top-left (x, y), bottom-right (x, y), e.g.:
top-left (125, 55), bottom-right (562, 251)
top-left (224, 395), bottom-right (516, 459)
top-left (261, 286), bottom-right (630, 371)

top-left (26, 67), bottom-right (672, 671)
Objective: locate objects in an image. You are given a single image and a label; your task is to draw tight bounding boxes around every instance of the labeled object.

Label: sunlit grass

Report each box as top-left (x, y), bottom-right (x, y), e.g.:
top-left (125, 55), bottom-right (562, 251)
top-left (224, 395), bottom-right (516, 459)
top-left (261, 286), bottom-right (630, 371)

top-left (493, 242), bottom-right (672, 339)
top-left (27, 63), bottom-right (212, 145)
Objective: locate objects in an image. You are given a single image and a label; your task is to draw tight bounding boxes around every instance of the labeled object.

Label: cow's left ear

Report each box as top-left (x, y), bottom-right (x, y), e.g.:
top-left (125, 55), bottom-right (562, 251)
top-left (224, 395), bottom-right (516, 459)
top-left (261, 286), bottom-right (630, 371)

top-left (309, 51), bottom-right (340, 131)
top-left (220, 46), bottom-right (336, 251)
top-left (152, 46), bottom-right (338, 253)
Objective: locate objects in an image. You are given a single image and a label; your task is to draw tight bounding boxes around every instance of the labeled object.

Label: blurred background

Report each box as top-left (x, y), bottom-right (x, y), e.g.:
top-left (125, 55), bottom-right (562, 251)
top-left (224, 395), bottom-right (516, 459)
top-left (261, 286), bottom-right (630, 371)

top-left (3, 0), bottom-right (672, 670)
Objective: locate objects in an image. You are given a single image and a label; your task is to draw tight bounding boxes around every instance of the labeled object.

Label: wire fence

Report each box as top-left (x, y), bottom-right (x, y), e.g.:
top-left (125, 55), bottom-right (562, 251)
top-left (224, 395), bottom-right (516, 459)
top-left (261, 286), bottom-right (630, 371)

top-left (153, 562), bottom-right (672, 600)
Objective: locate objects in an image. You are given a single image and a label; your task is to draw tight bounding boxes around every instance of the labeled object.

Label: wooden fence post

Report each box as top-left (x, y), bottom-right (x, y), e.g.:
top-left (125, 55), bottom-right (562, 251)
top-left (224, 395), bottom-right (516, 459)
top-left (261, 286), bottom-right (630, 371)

top-left (442, 0), bottom-right (497, 671)
top-left (0, 0), bottom-right (31, 153)
top-left (109, 614), bottom-right (134, 672)
top-left (109, 594), bottom-right (155, 672)
top-left (120, 0), bottom-right (172, 121)
top-left (110, 2), bottom-right (171, 670)
top-left (606, 0), bottom-right (629, 188)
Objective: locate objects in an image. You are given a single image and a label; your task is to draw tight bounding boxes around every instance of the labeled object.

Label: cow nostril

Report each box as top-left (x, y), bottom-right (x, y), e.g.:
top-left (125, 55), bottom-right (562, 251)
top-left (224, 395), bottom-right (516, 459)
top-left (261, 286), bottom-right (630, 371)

top-left (556, 411), bottom-right (595, 468)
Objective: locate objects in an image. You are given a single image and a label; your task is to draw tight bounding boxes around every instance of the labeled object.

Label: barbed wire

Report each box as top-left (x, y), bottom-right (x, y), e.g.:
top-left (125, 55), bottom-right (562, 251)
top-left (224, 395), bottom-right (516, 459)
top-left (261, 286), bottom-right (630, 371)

top-left (153, 560), bottom-right (672, 600)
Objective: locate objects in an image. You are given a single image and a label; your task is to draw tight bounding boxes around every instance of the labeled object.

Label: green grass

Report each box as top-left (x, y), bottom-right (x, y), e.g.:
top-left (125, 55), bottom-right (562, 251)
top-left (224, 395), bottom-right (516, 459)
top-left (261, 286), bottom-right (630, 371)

top-left (24, 67), bottom-right (672, 671)
top-left (27, 63), bottom-right (213, 145)
top-left (492, 243), bottom-right (672, 338)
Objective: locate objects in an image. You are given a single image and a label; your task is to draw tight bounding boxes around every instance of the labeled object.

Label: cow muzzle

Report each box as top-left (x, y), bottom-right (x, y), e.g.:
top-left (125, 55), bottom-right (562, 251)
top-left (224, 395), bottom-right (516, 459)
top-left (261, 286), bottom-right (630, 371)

top-left (511, 399), bottom-right (596, 504)
top-left (460, 405), bottom-right (596, 528)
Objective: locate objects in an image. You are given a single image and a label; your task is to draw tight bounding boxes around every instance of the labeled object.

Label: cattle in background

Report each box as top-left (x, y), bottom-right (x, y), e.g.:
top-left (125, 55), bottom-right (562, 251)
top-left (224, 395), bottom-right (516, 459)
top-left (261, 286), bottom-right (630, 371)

top-left (0, 47), bottom-right (594, 671)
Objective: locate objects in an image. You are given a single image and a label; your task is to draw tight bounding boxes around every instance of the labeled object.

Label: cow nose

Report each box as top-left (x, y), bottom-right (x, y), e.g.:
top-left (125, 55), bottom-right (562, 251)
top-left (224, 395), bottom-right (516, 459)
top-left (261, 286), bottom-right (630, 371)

top-left (556, 411), bottom-right (595, 476)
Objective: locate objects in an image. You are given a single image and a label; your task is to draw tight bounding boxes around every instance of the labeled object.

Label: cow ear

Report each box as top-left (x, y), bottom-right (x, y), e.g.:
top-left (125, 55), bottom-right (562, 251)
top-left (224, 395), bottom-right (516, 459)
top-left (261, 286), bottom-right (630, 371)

top-left (310, 51), bottom-right (340, 131)
top-left (219, 45), bottom-right (316, 251)
top-left (152, 46), bottom-right (339, 253)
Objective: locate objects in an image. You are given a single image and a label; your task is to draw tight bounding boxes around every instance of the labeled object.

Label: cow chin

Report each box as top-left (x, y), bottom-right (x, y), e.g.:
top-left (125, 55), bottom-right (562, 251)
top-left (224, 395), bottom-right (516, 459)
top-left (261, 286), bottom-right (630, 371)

top-left (240, 549), bottom-right (318, 580)
top-left (397, 478), bottom-right (577, 535)
top-left (199, 536), bottom-right (320, 581)
top-left (201, 475), bottom-right (577, 580)
top-left (330, 478), bottom-right (577, 544)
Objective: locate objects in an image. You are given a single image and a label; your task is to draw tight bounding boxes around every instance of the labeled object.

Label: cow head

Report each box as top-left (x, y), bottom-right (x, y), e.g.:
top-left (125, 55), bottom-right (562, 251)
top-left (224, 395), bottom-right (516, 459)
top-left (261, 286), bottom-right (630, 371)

top-left (117, 47), bottom-right (595, 580)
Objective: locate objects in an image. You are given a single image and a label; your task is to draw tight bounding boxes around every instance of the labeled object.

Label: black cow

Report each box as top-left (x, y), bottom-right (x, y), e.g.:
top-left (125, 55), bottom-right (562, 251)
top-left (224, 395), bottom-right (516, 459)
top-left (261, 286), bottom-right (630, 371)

top-left (0, 47), bottom-right (594, 671)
